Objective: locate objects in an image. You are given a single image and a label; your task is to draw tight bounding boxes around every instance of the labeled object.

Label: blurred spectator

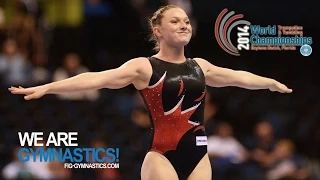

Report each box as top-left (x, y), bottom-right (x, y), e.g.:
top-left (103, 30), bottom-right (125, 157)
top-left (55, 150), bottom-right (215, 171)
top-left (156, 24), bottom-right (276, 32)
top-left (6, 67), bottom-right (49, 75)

top-left (20, 0), bottom-right (39, 15)
top-left (203, 90), bottom-right (219, 136)
top-left (207, 122), bottom-right (248, 180)
top-left (266, 139), bottom-right (309, 180)
top-left (38, 0), bottom-right (86, 70)
top-left (131, 107), bottom-right (150, 128)
top-left (53, 53), bottom-right (100, 101)
top-left (31, 50), bottom-right (50, 85)
top-left (24, 139), bottom-right (56, 179)
top-left (0, 38), bottom-right (32, 86)
top-left (0, 7), bottom-right (4, 28)
top-left (249, 121), bottom-right (277, 165)
top-left (242, 121), bottom-right (277, 180)
top-left (2, 147), bottom-right (34, 179)
top-left (17, 14), bottom-right (44, 61)
top-left (131, 91), bottom-right (150, 128)
top-left (15, 139), bottom-right (71, 180)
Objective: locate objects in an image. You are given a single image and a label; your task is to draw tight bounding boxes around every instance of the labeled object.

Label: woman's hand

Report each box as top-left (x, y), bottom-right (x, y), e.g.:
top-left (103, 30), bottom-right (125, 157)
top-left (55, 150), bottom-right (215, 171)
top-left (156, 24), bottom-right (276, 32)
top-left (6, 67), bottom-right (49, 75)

top-left (8, 85), bottom-right (49, 100)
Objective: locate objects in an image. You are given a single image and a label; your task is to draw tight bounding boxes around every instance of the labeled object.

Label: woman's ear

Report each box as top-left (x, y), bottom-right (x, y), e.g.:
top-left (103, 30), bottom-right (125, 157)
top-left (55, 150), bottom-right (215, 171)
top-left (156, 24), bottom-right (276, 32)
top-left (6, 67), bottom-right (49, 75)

top-left (153, 27), bottom-right (161, 37)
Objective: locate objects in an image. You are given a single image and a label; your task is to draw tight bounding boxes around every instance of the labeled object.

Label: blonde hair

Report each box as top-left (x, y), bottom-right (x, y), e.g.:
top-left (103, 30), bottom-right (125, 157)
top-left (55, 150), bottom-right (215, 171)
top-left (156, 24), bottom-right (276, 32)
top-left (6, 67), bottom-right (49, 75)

top-left (148, 5), bottom-right (180, 52)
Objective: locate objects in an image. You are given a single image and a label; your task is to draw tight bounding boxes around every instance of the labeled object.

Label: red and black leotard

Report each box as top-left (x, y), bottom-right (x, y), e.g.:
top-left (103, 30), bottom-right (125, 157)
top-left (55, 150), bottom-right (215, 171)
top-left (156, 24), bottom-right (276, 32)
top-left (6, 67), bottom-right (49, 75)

top-left (139, 57), bottom-right (208, 179)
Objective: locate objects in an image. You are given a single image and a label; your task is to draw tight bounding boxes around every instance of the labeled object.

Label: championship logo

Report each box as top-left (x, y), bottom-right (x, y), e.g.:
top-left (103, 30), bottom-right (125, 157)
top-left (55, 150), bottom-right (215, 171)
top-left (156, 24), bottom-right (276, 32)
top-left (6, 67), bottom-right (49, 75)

top-left (215, 8), bottom-right (313, 56)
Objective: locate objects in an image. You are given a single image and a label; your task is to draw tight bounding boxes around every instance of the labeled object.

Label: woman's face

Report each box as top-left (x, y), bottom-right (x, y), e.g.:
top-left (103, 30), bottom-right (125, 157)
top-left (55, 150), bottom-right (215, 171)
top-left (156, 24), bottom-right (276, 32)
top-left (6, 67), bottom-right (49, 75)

top-left (156, 8), bottom-right (192, 48)
top-left (4, 39), bottom-right (17, 55)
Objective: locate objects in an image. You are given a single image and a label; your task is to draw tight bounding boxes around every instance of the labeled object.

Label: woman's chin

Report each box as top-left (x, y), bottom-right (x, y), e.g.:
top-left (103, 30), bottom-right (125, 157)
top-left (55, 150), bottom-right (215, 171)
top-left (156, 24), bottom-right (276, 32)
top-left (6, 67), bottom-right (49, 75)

top-left (177, 39), bottom-right (191, 46)
top-left (166, 39), bottom-right (190, 48)
top-left (182, 41), bottom-right (190, 47)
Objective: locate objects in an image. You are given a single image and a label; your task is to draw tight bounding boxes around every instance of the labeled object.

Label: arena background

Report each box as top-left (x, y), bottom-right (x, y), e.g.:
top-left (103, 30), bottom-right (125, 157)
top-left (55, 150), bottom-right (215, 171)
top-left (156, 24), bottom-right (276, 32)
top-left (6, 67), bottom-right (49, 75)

top-left (0, 0), bottom-right (319, 180)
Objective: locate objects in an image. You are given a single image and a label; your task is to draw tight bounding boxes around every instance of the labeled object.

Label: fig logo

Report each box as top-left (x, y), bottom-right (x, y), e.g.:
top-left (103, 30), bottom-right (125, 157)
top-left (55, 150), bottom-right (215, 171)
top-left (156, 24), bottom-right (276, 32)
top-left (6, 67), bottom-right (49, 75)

top-left (215, 8), bottom-right (251, 56)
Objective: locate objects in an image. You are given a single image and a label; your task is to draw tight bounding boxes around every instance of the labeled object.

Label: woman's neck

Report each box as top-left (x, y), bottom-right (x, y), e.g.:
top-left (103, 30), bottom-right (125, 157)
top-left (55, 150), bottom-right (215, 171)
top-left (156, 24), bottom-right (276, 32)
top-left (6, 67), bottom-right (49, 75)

top-left (155, 44), bottom-right (185, 63)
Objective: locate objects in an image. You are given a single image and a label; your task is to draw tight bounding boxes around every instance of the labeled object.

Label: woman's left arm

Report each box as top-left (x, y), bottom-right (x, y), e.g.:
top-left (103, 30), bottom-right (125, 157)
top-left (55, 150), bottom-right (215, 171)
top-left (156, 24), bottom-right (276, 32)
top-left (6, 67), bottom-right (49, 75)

top-left (194, 58), bottom-right (292, 93)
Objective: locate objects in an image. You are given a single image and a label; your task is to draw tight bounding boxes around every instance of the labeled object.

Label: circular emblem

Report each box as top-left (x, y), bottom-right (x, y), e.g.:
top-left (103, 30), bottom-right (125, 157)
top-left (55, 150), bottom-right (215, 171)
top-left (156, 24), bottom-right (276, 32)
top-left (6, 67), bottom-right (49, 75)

top-left (300, 44), bottom-right (312, 56)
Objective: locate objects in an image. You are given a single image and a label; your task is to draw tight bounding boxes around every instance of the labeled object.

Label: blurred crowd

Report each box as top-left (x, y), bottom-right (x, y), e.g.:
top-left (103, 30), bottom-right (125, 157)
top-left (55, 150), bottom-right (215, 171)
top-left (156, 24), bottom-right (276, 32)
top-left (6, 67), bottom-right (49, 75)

top-left (0, 0), bottom-right (319, 180)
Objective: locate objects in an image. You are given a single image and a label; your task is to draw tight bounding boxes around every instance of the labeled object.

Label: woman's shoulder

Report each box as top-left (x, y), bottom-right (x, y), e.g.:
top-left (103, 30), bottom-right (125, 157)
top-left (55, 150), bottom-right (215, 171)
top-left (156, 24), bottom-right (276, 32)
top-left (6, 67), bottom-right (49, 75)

top-left (126, 57), bottom-right (152, 74)
top-left (191, 57), bottom-right (207, 63)
top-left (129, 57), bottom-right (150, 64)
top-left (191, 57), bottom-right (211, 71)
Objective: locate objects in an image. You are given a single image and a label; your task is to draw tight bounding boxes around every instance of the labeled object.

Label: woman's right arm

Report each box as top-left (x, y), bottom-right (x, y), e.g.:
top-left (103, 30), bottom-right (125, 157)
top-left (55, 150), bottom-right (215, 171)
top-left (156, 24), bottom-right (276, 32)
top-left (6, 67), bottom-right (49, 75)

top-left (9, 57), bottom-right (150, 100)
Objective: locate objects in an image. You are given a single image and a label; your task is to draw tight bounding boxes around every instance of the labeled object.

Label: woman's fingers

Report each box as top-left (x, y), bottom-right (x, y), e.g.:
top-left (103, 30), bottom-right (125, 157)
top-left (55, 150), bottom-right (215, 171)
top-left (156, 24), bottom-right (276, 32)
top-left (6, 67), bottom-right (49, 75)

top-left (8, 86), bottom-right (44, 100)
top-left (9, 86), bottom-right (34, 95)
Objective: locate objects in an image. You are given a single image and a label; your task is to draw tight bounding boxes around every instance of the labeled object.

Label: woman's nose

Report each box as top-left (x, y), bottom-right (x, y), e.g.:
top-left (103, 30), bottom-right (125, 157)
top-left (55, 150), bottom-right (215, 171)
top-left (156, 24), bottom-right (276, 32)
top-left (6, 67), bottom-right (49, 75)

top-left (180, 22), bottom-right (187, 30)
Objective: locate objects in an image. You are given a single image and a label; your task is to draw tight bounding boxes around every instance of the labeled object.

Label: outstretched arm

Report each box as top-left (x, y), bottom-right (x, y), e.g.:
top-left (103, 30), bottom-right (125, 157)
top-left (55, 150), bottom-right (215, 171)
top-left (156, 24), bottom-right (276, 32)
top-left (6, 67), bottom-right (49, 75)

top-left (195, 58), bottom-right (292, 93)
top-left (9, 57), bottom-right (150, 100)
